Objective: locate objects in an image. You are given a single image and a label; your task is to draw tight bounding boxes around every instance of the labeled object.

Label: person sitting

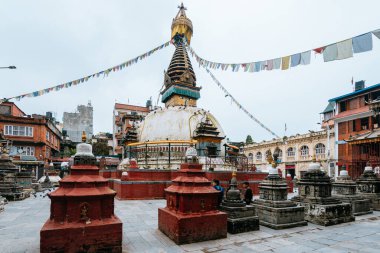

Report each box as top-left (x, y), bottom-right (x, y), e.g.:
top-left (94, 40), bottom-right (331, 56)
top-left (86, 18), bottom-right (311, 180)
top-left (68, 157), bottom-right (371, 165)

top-left (212, 179), bottom-right (224, 206)
top-left (242, 181), bottom-right (253, 205)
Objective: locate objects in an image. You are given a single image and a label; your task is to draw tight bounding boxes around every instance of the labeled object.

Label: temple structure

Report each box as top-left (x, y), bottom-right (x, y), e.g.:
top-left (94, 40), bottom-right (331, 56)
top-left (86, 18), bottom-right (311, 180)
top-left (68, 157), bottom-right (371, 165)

top-left (158, 147), bottom-right (227, 244)
top-left (292, 158), bottom-right (354, 226)
top-left (332, 167), bottom-right (372, 216)
top-left (252, 162), bottom-right (307, 229)
top-left (123, 4), bottom-right (235, 171)
top-left (40, 141), bottom-right (122, 252)
top-left (356, 164), bottom-right (380, 211)
top-left (219, 171), bottom-right (259, 234)
top-left (0, 153), bottom-right (28, 201)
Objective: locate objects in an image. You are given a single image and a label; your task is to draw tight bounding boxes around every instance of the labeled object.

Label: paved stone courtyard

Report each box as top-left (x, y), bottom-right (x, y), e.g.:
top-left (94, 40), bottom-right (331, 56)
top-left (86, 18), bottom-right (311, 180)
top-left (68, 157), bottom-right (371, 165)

top-left (1, 194), bottom-right (380, 253)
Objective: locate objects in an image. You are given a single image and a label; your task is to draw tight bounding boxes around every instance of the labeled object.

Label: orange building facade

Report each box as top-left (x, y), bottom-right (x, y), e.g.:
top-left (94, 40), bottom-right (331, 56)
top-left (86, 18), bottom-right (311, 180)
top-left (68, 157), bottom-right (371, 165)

top-left (0, 102), bottom-right (62, 162)
top-left (327, 81), bottom-right (380, 179)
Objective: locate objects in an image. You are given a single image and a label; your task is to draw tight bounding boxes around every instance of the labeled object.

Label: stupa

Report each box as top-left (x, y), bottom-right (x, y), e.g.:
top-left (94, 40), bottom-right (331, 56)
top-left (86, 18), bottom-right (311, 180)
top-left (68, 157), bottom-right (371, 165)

top-left (292, 158), bottom-right (354, 226)
top-left (332, 167), bottom-right (372, 216)
top-left (125, 4), bottom-right (227, 170)
top-left (252, 162), bottom-right (307, 229)
top-left (219, 171), bottom-right (259, 233)
top-left (356, 163), bottom-right (380, 211)
top-left (40, 138), bottom-right (122, 252)
top-left (158, 147), bottom-right (227, 244)
top-left (0, 153), bottom-right (27, 201)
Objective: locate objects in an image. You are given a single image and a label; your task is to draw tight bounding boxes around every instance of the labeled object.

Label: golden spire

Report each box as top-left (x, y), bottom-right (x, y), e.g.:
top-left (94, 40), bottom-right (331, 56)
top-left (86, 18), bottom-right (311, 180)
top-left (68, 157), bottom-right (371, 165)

top-left (82, 131), bottom-right (87, 143)
top-left (312, 154), bottom-right (316, 162)
top-left (232, 170), bottom-right (237, 177)
top-left (171, 3), bottom-right (193, 44)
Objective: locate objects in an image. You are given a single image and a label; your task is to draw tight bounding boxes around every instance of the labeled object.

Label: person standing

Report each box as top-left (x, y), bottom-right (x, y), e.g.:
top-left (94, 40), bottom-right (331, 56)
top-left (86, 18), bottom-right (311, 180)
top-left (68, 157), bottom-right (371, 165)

top-left (242, 181), bottom-right (253, 205)
top-left (212, 179), bottom-right (224, 206)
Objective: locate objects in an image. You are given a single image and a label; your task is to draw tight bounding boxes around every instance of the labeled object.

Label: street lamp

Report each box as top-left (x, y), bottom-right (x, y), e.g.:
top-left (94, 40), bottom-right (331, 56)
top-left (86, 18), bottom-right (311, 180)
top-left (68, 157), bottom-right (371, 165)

top-left (0, 66), bottom-right (16, 69)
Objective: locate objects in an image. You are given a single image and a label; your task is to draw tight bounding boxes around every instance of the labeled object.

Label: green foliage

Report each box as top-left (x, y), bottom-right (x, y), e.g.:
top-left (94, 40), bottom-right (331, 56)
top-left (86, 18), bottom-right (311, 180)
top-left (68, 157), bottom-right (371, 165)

top-left (92, 142), bottom-right (109, 156)
top-left (245, 135), bottom-right (253, 144)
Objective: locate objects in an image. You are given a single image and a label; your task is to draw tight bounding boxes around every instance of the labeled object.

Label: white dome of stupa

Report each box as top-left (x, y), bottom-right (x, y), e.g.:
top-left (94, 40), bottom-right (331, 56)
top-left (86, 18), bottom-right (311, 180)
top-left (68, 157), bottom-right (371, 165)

top-left (137, 106), bottom-right (225, 143)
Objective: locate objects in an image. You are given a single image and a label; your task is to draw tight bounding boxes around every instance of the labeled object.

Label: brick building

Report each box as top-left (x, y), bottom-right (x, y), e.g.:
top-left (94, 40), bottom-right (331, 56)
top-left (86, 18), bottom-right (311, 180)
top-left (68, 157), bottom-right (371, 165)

top-left (112, 102), bottom-right (151, 157)
top-left (324, 81), bottom-right (380, 179)
top-left (0, 102), bottom-right (62, 162)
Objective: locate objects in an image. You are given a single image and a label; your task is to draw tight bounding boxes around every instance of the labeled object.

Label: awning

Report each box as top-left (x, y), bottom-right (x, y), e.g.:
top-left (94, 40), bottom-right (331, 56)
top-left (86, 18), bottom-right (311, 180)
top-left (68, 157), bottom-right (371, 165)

top-left (347, 129), bottom-right (380, 145)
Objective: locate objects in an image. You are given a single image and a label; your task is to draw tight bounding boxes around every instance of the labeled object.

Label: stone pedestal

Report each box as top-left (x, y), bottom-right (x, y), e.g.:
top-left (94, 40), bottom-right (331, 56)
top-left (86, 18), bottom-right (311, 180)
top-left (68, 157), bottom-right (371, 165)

top-left (40, 143), bottom-right (122, 253)
top-left (356, 165), bottom-right (380, 211)
top-left (219, 171), bottom-right (259, 234)
top-left (0, 154), bottom-right (27, 201)
top-left (332, 169), bottom-right (372, 216)
top-left (252, 165), bottom-right (307, 229)
top-left (158, 148), bottom-right (227, 244)
top-left (292, 162), bottom-right (354, 226)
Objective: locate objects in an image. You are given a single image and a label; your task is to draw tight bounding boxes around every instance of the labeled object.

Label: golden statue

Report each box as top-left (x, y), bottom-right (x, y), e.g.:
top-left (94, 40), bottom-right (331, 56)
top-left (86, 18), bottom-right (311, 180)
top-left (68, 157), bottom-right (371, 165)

top-left (81, 131), bottom-right (87, 143)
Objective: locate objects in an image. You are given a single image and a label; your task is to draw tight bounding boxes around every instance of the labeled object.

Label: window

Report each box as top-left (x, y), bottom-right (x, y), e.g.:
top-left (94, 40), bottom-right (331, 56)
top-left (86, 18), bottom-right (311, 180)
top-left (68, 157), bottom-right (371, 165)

top-left (351, 120), bottom-right (356, 132)
top-left (256, 152), bottom-right (262, 161)
top-left (248, 153), bottom-right (253, 162)
top-left (4, 125), bottom-right (33, 137)
top-left (315, 143), bottom-right (326, 155)
top-left (340, 101), bottom-right (347, 112)
top-left (14, 146), bottom-right (35, 156)
top-left (300, 145), bottom-right (309, 157)
top-left (46, 131), bottom-right (50, 141)
top-left (360, 117), bottom-right (369, 130)
top-left (287, 147), bottom-right (295, 157)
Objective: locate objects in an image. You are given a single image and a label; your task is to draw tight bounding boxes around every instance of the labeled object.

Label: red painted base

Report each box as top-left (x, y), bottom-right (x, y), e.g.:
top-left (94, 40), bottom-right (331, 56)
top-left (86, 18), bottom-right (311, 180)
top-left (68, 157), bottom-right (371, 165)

top-left (40, 218), bottom-right (122, 253)
top-left (158, 207), bottom-right (227, 245)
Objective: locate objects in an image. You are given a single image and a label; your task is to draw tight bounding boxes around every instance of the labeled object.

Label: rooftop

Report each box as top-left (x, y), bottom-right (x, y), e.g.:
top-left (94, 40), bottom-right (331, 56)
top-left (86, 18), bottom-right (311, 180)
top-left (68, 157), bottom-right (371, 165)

top-left (114, 103), bottom-right (150, 112)
top-left (328, 83), bottom-right (380, 102)
top-left (1, 194), bottom-right (380, 252)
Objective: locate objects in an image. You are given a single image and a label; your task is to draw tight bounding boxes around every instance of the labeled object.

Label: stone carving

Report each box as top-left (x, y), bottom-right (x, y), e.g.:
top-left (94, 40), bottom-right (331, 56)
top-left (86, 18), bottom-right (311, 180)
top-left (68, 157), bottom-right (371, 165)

top-left (219, 171), bottom-right (259, 234)
top-left (291, 159), bottom-right (354, 226)
top-left (356, 164), bottom-right (380, 211)
top-left (252, 162), bottom-right (307, 229)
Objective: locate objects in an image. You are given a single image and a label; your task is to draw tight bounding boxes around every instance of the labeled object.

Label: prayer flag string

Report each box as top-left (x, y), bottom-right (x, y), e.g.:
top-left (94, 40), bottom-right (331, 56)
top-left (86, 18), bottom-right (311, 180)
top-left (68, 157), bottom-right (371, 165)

top-left (1, 41), bottom-right (171, 103)
top-left (187, 29), bottom-right (380, 74)
top-left (194, 53), bottom-right (281, 138)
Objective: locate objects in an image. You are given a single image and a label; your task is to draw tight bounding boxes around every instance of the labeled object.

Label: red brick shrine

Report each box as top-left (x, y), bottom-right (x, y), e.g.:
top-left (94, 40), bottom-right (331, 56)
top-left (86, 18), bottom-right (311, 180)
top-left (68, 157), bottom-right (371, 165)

top-left (158, 147), bottom-right (227, 244)
top-left (40, 142), bottom-right (122, 253)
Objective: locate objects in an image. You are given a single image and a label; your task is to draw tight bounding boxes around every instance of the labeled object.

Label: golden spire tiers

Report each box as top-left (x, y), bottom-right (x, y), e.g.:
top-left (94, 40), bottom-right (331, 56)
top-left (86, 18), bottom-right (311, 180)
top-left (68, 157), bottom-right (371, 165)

top-left (171, 3), bottom-right (193, 44)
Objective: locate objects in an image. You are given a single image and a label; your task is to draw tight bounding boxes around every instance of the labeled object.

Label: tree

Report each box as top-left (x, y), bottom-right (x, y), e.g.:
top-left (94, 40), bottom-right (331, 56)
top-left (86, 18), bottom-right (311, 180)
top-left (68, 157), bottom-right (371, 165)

top-left (92, 142), bottom-right (109, 156)
top-left (245, 135), bottom-right (254, 145)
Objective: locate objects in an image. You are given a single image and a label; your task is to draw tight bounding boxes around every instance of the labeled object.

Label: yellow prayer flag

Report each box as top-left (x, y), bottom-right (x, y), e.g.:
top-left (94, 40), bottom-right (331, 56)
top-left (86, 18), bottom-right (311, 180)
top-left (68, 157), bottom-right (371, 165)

top-left (281, 56), bottom-right (290, 70)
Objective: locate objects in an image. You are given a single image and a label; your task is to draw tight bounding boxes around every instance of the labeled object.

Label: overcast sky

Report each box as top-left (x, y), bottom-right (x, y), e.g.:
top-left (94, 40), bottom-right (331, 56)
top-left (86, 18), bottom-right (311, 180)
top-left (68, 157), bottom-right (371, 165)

top-left (2, 0), bottom-right (380, 142)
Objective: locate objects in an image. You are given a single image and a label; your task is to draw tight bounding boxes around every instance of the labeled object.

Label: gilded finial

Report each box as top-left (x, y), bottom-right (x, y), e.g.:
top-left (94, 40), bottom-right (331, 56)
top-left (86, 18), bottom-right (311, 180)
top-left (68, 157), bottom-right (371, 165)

top-left (271, 161), bottom-right (277, 168)
top-left (232, 170), bottom-right (237, 177)
top-left (312, 154), bottom-right (316, 162)
top-left (82, 131), bottom-right (87, 143)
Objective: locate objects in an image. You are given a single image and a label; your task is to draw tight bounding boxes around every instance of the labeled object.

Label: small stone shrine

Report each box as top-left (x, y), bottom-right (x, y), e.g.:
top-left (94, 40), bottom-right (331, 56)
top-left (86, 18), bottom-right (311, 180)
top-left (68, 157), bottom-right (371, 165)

top-left (332, 167), bottom-right (372, 216)
top-left (356, 163), bottom-right (380, 211)
top-left (252, 162), bottom-right (307, 229)
top-left (0, 154), bottom-right (27, 201)
top-left (40, 140), bottom-right (122, 253)
top-left (40, 173), bottom-right (53, 189)
top-left (219, 170), bottom-right (259, 234)
top-left (292, 158), bottom-right (354, 226)
top-left (158, 147), bottom-right (227, 244)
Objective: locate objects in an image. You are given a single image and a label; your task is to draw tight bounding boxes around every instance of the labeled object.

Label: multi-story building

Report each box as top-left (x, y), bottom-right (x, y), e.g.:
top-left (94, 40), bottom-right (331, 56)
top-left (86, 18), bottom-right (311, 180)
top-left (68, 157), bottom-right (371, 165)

top-left (62, 102), bottom-right (93, 143)
top-left (0, 102), bottom-right (62, 161)
top-left (112, 102), bottom-right (151, 157)
top-left (324, 81), bottom-right (380, 179)
top-left (243, 130), bottom-right (335, 179)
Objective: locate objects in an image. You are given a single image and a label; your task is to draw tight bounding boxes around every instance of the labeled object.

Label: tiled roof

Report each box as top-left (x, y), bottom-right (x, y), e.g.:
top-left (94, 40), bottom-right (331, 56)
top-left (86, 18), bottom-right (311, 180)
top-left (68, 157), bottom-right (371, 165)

top-left (333, 106), bottom-right (369, 119)
top-left (328, 83), bottom-right (380, 102)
